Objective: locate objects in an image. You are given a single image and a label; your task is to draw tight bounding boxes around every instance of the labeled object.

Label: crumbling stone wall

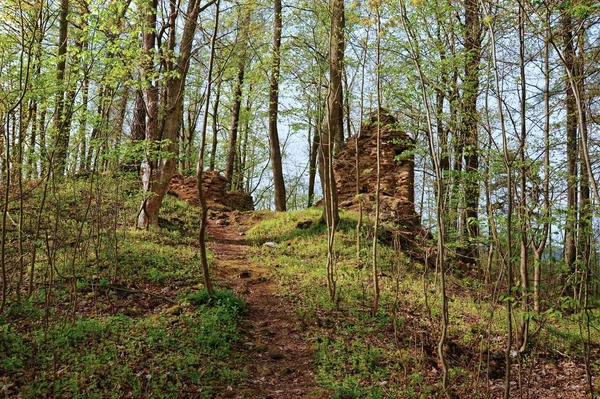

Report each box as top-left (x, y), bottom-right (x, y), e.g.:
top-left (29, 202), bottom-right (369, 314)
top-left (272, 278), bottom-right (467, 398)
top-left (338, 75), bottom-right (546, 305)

top-left (333, 111), bottom-right (419, 228)
top-left (168, 172), bottom-right (254, 212)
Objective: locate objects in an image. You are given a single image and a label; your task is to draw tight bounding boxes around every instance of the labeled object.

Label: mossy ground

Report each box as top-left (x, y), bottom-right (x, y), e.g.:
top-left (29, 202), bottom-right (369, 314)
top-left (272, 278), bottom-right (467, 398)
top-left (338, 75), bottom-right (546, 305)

top-left (2, 175), bottom-right (599, 398)
top-left (246, 209), bottom-right (600, 398)
top-left (0, 177), bottom-right (245, 398)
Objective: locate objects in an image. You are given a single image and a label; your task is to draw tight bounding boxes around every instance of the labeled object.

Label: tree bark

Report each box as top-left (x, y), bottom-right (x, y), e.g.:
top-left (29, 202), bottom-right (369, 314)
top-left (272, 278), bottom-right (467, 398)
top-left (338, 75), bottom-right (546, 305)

top-left (225, 6), bottom-right (252, 188)
top-left (196, 0), bottom-right (220, 296)
top-left (268, 0), bottom-right (286, 211)
top-left (328, 0), bottom-right (345, 155)
top-left (52, 0), bottom-right (70, 176)
top-left (209, 78), bottom-right (221, 171)
top-left (561, 11), bottom-right (578, 285)
top-left (458, 0), bottom-right (482, 267)
top-left (137, 0), bottom-right (214, 229)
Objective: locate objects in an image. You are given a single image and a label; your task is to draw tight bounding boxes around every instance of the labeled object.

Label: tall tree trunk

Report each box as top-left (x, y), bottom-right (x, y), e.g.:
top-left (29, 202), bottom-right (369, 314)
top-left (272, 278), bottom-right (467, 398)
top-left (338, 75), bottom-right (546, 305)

top-left (307, 80), bottom-right (323, 208)
top-left (239, 94), bottom-right (252, 192)
top-left (458, 0), bottom-right (482, 267)
top-left (131, 89), bottom-right (146, 174)
top-left (398, 0), bottom-right (449, 388)
top-left (196, 0), bottom-right (220, 296)
top-left (319, 0), bottom-right (344, 228)
top-left (226, 65), bottom-right (244, 188)
top-left (534, 11), bottom-right (552, 313)
top-left (268, 0), bottom-right (286, 211)
top-left (517, 1), bottom-right (529, 352)
top-left (576, 29), bottom-right (590, 304)
top-left (137, 0), bottom-right (214, 229)
top-left (371, 5), bottom-right (382, 316)
top-left (209, 78), bottom-right (221, 171)
top-left (562, 11), bottom-right (578, 288)
top-left (329, 0), bottom-right (345, 155)
top-left (319, 0), bottom-right (345, 302)
top-left (77, 72), bottom-right (89, 173)
top-left (52, 0), bottom-right (70, 176)
top-left (27, 100), bottom-right (38, 179)
top-left (225, 5), bottom-right (252, 188)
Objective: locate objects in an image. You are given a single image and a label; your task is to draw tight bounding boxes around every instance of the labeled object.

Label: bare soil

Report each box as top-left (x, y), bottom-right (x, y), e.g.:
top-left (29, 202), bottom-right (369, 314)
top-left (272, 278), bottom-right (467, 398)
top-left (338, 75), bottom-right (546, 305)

top-left (206, 212), bottom-right (329, 399)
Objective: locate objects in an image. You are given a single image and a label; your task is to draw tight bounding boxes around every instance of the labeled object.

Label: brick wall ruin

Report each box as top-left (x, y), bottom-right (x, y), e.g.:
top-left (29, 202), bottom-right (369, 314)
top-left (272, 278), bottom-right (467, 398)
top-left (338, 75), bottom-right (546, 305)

top-left (333, 110), bottom-right (420, 229)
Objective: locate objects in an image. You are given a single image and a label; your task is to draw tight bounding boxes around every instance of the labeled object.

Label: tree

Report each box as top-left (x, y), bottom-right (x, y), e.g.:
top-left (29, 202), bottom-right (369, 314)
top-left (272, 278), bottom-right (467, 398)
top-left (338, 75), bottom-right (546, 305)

top-left (52, 0), bottom-right (72, 177)
top-left (225, 3), bottom-right (252, 189)
top-left (319, 0), bottom-right (345, 302)
top-left (457, 0), bottom-right (482, 267)
top-left (399, 0), bottom-right (450, 389)
top-left (561, 8), bottom-right (578, 289)
top-left (137, 0), bottom-right (216, 229)
top-left (268, 0), bottom-right (286, 211)
top-left (319, 0), bottom-right (344, 229)
top-left (196, 0), bottom-right (221, 297)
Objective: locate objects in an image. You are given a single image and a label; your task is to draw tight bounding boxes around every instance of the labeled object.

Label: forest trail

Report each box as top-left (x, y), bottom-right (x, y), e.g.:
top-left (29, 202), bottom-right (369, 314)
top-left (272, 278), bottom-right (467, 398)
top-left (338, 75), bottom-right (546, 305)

top-left (206, 212), bottom-right (328, 399)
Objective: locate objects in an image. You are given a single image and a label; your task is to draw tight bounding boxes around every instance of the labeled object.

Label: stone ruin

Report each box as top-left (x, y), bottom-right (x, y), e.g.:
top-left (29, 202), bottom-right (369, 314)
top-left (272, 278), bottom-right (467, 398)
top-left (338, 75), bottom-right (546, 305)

top-left (167, 171), bottom-right (254, 212)
top-left (333, 110), bottom-right (430, 257)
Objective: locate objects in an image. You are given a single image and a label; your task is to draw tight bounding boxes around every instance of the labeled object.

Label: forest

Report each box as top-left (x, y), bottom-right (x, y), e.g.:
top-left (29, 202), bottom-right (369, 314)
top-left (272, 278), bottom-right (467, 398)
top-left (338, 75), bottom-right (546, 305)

top-left (1, 0), bottom-right (600, 397)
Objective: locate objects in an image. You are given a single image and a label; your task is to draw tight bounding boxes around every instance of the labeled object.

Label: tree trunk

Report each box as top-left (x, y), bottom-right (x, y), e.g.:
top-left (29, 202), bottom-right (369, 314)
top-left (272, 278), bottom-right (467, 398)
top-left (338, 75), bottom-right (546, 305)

top-left (52, 0), bottom-right (70, 176)
top-left (209, 78), bottom-right (221, 171)
top-left (517, 2), bottom-right (529, 353)
top-left (268, 0), bottom-right (286, 211)
top-left (328, 0), bottom-right (345, 155)
top-left (131, 89), bottom-right (146, 174)
top-left (320, 0), bottom-right (345, 302)
top-left (458, 0), bottom-right (482, 267)
top-left (77, 71), bottom-right (89, 173)
top-left (196, 0), bottom-right (220, 296)
top-left (576, 29), bottom-right (590, 304)
top-left (307, 81), bottom-right (322, 209)
top-left (225, 6), bottom-right (252, 188)
top-left (225, 64), bottom-right (244, 188)
top-left (137, 0), bottom-right (212, 229)
top-left (562, 11), bottom-right (578, 287)
top-left (534, 11), bottom-right (552, 313)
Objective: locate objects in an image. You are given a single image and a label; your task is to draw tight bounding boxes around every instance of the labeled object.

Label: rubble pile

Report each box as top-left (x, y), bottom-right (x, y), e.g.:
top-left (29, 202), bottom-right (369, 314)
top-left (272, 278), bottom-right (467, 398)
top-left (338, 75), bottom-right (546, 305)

top-left (168, 171), bottom-right (254, 212)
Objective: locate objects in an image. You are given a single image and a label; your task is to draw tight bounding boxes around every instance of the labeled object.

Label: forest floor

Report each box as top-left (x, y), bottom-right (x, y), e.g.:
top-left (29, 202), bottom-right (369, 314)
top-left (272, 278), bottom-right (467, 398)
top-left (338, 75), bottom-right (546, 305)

top-left (204, 208), bottom-right (600, 399)
top-left (2, 181), bottom-right (599, 398)
top-left (205, 212), bottom-right (329, 398)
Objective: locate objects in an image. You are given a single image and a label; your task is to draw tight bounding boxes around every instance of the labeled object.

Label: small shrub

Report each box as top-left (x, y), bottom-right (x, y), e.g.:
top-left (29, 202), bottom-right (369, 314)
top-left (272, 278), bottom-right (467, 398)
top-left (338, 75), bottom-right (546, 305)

top-left (187, 289), bottom-right (247, 316)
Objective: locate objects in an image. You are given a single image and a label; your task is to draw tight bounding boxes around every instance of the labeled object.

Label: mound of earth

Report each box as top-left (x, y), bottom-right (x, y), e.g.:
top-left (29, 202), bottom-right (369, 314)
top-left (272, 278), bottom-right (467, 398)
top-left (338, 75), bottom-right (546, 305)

top-left (168, 171), bottom-right (254, 211)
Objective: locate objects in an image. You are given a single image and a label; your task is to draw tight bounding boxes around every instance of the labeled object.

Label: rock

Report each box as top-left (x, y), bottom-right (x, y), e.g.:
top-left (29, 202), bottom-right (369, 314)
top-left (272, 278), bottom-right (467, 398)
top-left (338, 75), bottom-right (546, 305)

top-left (263, 242), bottom-right (280, 249)
top-left (296, 220), bottom-right (313, 229)
top-left (167, 172), bottom-right (254, 211)
top-left (269, 351), bottom-right (286, 360)
top-left (123, 307), bottom-right (140, 317)
top-left (255, 344), bottom-right (269, 353)
top-left (165, 305), bottom-right (182, 316)
top-left (238, 271), bottom-right (251, 279)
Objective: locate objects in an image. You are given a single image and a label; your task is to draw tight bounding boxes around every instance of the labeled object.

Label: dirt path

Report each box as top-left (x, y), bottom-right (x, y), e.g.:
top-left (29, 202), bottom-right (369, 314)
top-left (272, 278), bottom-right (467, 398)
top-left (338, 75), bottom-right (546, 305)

top-left (206, 212), bottom-right (328, 399)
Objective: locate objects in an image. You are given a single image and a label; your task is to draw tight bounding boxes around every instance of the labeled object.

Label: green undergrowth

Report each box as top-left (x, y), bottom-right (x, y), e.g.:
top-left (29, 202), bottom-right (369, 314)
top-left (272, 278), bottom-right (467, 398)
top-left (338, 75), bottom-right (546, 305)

top-left (1, 288), bottom-right (246, 398)
top-left (246, 208), bottom-right (600, 398)
top-left (2, 180), bottom-right (245, 398)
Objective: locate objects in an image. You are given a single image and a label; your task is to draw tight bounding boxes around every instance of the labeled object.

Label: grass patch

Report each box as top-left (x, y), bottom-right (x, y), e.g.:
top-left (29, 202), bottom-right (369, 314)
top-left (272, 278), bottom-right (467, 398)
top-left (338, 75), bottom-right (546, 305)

top-left (1, 290), bottom-right (247, 398)
top-left (246, 207), bottom-right (600, 397)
